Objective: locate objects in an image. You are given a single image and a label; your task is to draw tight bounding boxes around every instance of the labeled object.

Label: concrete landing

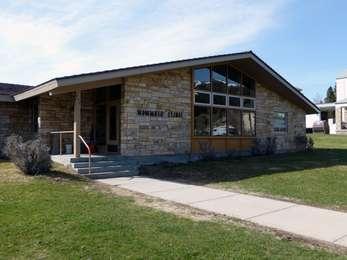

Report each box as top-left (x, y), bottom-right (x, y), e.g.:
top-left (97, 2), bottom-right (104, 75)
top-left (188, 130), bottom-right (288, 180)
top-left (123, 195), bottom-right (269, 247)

top-left (97, 177), bottom-right (347, 248)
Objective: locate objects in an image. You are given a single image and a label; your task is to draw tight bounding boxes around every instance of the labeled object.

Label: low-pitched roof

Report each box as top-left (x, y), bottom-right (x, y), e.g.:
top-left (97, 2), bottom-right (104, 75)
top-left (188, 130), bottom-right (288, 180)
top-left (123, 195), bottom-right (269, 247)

top-left (7, 51), bottom-right (318, 113)
top-left (0, 82), bottom-right (34, 102)
top-left (0, 82), bottom-right (33, 95)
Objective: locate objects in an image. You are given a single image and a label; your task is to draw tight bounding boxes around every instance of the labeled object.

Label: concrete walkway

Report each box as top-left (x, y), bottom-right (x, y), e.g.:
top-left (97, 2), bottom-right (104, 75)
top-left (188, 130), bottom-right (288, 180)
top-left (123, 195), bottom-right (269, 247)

top-left (97, 177), bottom-right (347, 248)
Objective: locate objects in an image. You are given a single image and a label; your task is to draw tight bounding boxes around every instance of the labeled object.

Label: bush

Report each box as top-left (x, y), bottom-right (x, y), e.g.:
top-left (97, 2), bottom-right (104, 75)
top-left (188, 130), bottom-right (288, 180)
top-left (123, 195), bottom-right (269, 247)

top-left (306, 136), bottom-right (314, 151)
top-left (3, 135), bottom-right (51, 175)
top-left (294, 135), bottom-right (314, 152)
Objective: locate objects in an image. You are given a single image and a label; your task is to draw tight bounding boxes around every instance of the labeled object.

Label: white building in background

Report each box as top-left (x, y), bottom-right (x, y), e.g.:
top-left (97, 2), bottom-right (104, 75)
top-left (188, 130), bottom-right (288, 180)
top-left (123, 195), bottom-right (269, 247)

top-left (305, 71), bottom-right (347, 134)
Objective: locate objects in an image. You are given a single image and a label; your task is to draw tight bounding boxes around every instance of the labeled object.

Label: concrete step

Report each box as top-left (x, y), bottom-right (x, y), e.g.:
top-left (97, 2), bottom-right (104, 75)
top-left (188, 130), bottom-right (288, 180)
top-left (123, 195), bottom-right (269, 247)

top-left (76, 165), bottom-right (138, 174)
top-left (70, 156), bottom-right (126, 163)
top-left (81, 170), bottom-right (139, 179)
top-left (72, 160), bottom-right (138, 169)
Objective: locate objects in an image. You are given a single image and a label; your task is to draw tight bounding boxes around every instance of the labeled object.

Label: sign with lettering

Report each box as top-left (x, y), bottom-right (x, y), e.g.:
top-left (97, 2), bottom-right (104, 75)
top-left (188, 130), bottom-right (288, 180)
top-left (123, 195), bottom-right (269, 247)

top-left (137, 109), bottom-right (183, 118)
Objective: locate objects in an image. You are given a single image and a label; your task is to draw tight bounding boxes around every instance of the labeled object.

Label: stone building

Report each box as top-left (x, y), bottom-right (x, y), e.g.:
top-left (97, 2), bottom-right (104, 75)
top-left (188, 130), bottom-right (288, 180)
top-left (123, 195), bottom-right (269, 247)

top-left (0, 51), bottom-right (318, 159)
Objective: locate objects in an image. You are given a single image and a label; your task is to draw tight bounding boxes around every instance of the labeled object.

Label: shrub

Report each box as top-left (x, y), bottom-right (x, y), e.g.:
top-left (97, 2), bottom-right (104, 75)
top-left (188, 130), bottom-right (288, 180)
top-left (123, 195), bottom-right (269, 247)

top-left (306, 136), bottom-right (314, 151)
top-left (3, 135), bottom-right (51, 175)
top-left (294, 135), bottom-right (314, 152)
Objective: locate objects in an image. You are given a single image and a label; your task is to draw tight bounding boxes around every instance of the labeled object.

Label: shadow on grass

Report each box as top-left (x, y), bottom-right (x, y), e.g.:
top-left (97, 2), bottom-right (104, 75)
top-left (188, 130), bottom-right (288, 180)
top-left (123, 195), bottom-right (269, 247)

top-left (140, 148), bottom-right (347, 185)
top-left (38, 169), bottom-right (87, 182)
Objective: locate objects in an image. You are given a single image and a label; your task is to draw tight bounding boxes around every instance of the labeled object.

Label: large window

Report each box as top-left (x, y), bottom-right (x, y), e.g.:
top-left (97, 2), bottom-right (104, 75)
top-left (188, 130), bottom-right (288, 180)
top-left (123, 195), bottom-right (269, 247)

top-left (194, 106), bottom-right (211, 136)
top-left (227, 109), bottom-right (241, 136)
top-left (212, 65), bottom-right (227, 93)
top-left (193, 65), bottom-right (256, 137)
top-left (193, 68), bottom-right (211, 91)
top-left (242, 111), bottom-right (256, 136)
top-left (212, 107), bottom-right (227, 136)
top-left (273, 112), bottom-right (287, 132)
top-left (227, 66), bottom-right (241, 95)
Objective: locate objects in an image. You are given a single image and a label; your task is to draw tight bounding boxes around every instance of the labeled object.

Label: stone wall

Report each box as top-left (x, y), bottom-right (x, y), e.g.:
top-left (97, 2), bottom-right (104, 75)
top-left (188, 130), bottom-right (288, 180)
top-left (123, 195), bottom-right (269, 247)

top-left (0, 99), bottom-right (35, 154)
top-left (121, 69), bottom-right (192, 156)
top-left (256, 84), bottom-right (306, 152)
top-left (38, 90), bottom-right (95, 153)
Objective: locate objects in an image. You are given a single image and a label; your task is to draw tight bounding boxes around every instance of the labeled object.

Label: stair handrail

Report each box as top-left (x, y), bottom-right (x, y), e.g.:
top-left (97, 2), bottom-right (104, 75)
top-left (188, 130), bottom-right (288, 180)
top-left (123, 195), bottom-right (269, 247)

top-left (78, 135), bottom-right (91, 175)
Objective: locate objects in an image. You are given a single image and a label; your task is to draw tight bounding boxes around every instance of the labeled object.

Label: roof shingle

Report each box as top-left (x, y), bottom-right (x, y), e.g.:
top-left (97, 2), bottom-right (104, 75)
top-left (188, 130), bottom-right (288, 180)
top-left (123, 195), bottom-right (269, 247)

top-left (0, 82), bottom-right (34, 96)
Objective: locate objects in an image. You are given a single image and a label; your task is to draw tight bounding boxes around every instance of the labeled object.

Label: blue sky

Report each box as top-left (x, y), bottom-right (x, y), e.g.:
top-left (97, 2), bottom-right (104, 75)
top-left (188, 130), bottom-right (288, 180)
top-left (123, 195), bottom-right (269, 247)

top-left (0, 0), bottom-right (346, 101)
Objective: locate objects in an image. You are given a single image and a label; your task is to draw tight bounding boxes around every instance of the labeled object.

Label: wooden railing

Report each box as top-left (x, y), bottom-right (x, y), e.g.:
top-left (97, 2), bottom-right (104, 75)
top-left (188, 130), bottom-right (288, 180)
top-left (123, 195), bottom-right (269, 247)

top-left (50, 131), bottom-right (92, 174)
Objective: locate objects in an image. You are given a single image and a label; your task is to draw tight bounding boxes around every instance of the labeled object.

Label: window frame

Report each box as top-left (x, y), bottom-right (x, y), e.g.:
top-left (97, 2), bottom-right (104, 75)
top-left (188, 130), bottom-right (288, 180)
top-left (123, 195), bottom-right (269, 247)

top-left (192, 64), bottom-right (257, 137)
top-left (194, 91), bottom-right (212, 106)
top-left (273, 111), bottom-right (288, 133)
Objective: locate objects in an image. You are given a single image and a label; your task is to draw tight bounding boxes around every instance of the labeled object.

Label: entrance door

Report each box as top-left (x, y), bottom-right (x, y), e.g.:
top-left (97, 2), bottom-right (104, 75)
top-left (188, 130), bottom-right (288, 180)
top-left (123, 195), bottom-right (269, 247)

top-left (106, 101), bottom-right (120, 153)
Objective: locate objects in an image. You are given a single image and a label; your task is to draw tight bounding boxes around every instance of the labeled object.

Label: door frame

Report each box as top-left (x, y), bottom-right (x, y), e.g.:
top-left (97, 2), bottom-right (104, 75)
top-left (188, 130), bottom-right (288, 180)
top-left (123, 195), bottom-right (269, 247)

top-left (106, 100), bottom-right (120, 152)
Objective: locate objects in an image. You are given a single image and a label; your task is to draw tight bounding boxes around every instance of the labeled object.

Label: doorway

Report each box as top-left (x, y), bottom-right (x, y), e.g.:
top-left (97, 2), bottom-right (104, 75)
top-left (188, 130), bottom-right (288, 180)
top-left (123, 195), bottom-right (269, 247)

top-left (94, 85), bottom-right (121, 153)
top-left (106, 101), bottom-right (120, 153)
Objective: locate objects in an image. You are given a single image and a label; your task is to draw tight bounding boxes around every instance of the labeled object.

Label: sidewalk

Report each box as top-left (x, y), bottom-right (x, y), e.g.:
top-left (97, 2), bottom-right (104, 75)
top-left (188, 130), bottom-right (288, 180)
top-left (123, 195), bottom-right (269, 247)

top-left (97, 177), bottom-right (347, 248)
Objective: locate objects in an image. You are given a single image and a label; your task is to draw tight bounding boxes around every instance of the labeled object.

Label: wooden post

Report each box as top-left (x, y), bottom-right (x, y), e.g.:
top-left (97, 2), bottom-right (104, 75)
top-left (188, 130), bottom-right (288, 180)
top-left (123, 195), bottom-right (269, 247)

top-left (74, 90), bottom-right (81, 158)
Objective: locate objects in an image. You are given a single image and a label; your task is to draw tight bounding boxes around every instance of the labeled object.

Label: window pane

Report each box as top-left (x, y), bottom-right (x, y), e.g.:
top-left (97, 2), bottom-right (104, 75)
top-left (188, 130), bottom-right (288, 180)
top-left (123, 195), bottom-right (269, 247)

top-left (273, 112), bottom-right (287, 132)
top-left (213, 94), bottom-right (226, 106)
top-left (195, 92), bottom-right (210, 104)
top-left (229, 97), bottom-right (240, 107)
top-left (227, 66), bottom-right (241, 95)
top-left (243, 98), bottom-right (255, 108)
top-left (194, 106), bottom-right (211, 136)
top-left (242, 75), bottom-right (255, 97)
top-left (212, 107), bottom-right (226, 136)
top-left (227, 109), bottom-right (241, 136)
top-left (193, 68), bottom-right (211, 91)
top-left (242, 111), bottom-right (255, 136)
top-left (212, 65), bottom-right (227, 93)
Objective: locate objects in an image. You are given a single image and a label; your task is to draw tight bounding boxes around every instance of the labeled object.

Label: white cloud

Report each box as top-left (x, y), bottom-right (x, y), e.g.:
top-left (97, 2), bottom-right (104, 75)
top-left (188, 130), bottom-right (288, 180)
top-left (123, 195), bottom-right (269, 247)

top-left (0, 0), bottom-right (288, 85)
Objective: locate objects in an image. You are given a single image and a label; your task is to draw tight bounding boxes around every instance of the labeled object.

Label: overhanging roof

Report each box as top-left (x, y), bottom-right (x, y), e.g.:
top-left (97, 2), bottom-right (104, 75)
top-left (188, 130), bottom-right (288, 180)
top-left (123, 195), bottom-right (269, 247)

top-left (12, 51), bottom-right (319, 113)
top-left (0, 82), bottom-right (34, 102)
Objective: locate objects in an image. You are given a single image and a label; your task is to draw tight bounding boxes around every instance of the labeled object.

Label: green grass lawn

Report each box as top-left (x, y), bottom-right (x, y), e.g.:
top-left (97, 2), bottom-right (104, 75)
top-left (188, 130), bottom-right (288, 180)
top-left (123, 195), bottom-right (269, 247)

top-left (0, 161), bottom-right (344, 258)
top-left (143, 134), bottom-right (347, 211)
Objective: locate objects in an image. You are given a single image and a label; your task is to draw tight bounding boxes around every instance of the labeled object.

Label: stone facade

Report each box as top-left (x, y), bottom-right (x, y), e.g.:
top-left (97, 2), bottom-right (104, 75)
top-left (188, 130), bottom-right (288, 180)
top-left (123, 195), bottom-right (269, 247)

top-left (38, 91), bottom-right (95, 153)
top-left (0, 68), bottom-right (308, 157)
top-left (256, 84), bottom-right (306, 152)
top-left (0, 99), bottom-right (35, 154)
top-left (120, 69), bottom-right (192, 156)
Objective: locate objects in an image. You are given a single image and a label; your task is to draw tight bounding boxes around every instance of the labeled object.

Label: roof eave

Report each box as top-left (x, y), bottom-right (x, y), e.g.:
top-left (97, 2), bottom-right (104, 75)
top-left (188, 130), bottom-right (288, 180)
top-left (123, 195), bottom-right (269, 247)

top-left (14, 80), bottom-right (58, 101)
top-left (11, 51), bottom-right (318, 114)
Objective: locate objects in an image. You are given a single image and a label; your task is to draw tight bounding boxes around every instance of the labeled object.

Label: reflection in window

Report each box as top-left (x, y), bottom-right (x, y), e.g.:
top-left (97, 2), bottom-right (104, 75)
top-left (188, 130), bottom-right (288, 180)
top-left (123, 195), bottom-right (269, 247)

top-left (212, 107), bottom-right (226, 136)
top-left (242, 111), bottom-right (255, 136)
top-left (243, 99), bottom-right (255, 108)
top-left (194, 106), bottom-right (211, 136)
top-left (242, 75), bottom-right (255, 97)
top-left (227, 66), bottom-right (241, 95)
top-left (195, 92), bottom-right (210, 104)
top-left (212, 65), bottom-right (227, 93)
top-left (227, 109), bottom-right (241, 136)
top-left (229, 97), bottom-right (240, 107)
top-left (213, 94), bottom-right (226, 106)
top-left (193, 68), bottom-right (211, 91)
